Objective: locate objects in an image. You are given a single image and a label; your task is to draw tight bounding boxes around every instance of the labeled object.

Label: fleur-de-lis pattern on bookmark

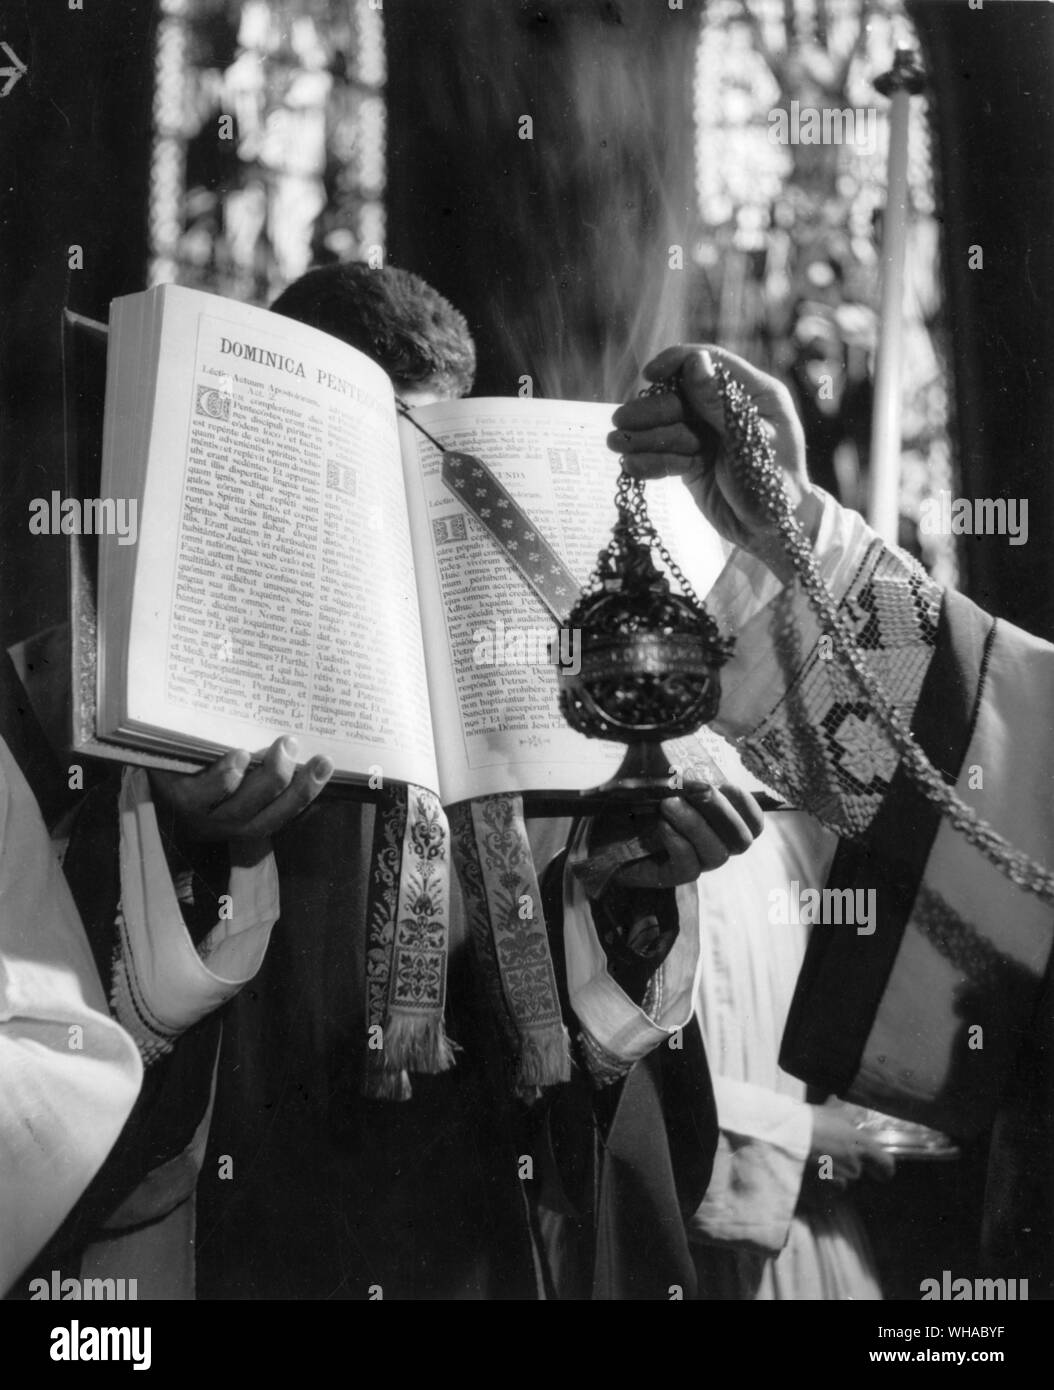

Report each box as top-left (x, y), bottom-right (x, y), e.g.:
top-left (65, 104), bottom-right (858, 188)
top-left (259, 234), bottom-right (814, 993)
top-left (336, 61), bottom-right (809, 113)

top-left (441, 450), bottom-right (580, 622)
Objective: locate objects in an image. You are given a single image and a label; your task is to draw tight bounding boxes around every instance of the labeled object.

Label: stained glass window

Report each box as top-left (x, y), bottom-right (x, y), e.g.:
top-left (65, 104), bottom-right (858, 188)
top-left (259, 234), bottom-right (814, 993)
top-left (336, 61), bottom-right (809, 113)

top-left (694, 0), bottom-right (957, 582)
top-left (148, 0), bottom-right (385, 304)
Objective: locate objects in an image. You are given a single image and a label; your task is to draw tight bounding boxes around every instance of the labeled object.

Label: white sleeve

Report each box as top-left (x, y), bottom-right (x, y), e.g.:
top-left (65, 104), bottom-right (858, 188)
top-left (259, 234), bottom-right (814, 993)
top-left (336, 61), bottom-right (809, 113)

top-left (688, 1077), bottom-right (812, 1256)
top-left (705, 489), bottom-right (943, 841)
top-left (707, 488), bottom-right (884, 741)
top-left (112, 767), bottom-right (280, 1062)
top-left (562, 821), bottom-right (700, 1066)
top-left (0, 740), bottom-right (143, 1297)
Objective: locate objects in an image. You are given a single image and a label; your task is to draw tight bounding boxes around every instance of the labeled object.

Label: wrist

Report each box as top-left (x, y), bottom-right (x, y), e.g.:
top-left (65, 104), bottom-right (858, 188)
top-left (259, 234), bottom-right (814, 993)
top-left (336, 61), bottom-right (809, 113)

top-left (155, 799), bottom-right (208, 873)
top-left (588, 881), bottom-right (679, 1006)
top-left (752, 484), bottom-right (823, 585)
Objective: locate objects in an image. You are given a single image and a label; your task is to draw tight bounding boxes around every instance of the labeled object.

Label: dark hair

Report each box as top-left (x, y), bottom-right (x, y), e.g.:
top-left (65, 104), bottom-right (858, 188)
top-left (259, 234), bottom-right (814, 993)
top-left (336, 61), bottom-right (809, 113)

top-left (269, 263), bottom-right (475, 398)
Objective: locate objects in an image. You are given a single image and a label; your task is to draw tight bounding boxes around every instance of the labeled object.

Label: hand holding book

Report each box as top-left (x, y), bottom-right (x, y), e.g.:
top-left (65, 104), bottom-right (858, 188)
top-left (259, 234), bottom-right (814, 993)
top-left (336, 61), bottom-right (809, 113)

top-left (148, 734), bottom-right (333, 848)
top-left (87, 284), bottom-right (747, 809)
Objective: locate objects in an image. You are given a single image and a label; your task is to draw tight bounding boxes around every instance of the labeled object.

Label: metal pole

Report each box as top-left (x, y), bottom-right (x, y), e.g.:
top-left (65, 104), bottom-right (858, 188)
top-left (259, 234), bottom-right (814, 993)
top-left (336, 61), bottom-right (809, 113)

top-left (867, 47), bottom-right (925, 543)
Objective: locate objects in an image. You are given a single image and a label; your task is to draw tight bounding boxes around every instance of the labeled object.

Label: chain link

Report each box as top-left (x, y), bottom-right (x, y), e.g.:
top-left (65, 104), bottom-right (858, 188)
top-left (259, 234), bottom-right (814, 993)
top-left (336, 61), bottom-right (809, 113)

top-left (609, 471), bottom-right (712, 617)
top-left (643, 363), bottom-right (1054, 909)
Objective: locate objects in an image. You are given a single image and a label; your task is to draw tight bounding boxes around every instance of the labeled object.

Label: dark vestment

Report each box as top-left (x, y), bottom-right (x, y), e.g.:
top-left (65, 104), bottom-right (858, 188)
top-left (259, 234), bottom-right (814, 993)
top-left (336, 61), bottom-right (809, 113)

top-left (44, 785), bottom-right (718, 1300)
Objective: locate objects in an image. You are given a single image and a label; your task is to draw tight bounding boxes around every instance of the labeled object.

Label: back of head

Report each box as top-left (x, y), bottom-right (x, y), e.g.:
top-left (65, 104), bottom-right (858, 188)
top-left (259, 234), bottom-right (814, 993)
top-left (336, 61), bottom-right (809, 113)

top-left (269, 263), bottom-right (475, 401)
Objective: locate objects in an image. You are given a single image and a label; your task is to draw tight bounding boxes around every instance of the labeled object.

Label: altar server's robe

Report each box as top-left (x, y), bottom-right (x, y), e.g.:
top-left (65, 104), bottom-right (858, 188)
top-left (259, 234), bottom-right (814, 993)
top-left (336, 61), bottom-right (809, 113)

top-left (0, 737), bottom-right (141, 1296)
top-left (55, 784), bottom-right (711, 1300)
top-left (689, 811), bottom-right (882, 1300)
top-left (192, 796), bottom-right (537, 1300)
top-left (16, 765), bottom-right (284, 1299)
top-left (704, 489), bottom-right (1054, 1294)
top-left (48, 778), bottom-right (535, 1300)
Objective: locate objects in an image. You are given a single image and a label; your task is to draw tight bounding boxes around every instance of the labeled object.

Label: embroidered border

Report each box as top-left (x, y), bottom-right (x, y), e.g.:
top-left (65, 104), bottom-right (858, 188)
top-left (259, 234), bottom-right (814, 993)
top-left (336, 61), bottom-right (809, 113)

top-left (365, 790), bottom-right (407, 1044)
top-left (739, 539), bottom-right (941, 839)
top-left (109, 903), bottom-right (180, 1065)
top-left (388, 786), bottom-right (450, 1023)
top-left (448, 800), bottom-right (521, 1056)
top-left (579, 1026), bottom-right (633, 1088)
top-left (469, 794), bottom-right (570, 1088)
top-left (363, 787), bottom-right (456, 1091)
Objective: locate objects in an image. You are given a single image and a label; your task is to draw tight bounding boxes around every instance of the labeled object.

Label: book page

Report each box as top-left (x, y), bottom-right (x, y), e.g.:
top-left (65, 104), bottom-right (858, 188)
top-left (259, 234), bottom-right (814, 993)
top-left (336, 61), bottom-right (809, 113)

top-left (399, 397), bottom-right (735, 805)
top-left (104, 286), bottom-right (438, 791)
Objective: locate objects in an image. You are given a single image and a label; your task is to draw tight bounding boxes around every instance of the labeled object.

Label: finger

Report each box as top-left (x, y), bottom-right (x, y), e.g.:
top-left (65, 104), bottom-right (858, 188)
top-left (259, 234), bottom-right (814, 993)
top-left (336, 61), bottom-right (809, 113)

top-left (677, 349), bottom-right (795, 452)
top-left (616, 820), bottom-right (703, 888)
top-left (656, 797), bottom-right (732, 871)
top-left (860, 1140), bottom-right (896, 1182)
top-left (686, 342), bottom-right (793, 403)
top-left (679, 784), bottom-right (756, 855)
top-left (586, 804), bottom-right (656, 855)
top-left (619, 452), bottom-right (705, 481)
top-left (643, 342), bottom-right (794, 414)
top-left (611, 858), bottom-right (659, 889)
top-left (152, 748), bottom-right (252, 814)
top-left (202, 748), bottom-right (255, 806)
top-left (611, 392), bottom-right (688, 431)
top-left (676, 350), bottom-right (730, 435)
top-left (641, 343), bottom-right (708, 382)
top-left (238, 755), bottom-right (335, 839)
top-left (607, 422), bottom-right (716, 457)
top-left (717, 783), bottom-right (766, 839)
top-left (208, 735), bottom-right (299, 828)
top-left (839, 1152), bottom-right (863, 1182)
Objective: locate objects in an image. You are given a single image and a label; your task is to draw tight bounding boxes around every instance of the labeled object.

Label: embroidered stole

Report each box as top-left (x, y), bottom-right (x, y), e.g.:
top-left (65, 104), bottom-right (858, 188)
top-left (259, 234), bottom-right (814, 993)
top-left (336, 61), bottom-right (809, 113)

top-left (363, 786), bottom-right (570, 1098)
top-left (364, 789), bottom-right (578, 1100)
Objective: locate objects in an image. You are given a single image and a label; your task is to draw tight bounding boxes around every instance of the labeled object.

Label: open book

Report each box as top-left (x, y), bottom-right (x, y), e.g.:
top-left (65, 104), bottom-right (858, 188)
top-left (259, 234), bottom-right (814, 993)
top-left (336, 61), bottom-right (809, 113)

top-left (87, 284), bottom-right (745, 807)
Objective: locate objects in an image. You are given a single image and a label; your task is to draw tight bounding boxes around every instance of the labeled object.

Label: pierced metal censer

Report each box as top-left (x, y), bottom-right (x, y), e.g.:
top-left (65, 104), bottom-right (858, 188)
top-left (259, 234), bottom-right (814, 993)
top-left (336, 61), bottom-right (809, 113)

top-left (557, 463), bottom-right (734, 802)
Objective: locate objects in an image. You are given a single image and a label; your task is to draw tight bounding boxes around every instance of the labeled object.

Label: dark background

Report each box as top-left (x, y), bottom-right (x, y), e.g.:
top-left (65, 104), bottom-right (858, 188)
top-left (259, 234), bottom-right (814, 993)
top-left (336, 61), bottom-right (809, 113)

top-left (1, 0), bottom-right (1052, 655)
top-left (0, 0), bottom-right (1050, 1299)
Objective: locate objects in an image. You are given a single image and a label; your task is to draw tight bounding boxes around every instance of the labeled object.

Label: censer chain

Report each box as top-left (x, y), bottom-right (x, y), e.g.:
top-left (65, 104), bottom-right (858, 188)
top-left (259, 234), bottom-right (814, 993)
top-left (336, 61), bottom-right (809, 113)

top-left (615, 471), bottom-right (709, 616)
top-left (638, 365), bottom-right (1054, 909)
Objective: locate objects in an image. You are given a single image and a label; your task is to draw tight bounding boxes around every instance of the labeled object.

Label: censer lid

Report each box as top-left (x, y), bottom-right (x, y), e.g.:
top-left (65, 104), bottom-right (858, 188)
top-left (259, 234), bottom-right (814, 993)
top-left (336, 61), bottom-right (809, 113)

top-left (557, 498), bottom-right (733, 743)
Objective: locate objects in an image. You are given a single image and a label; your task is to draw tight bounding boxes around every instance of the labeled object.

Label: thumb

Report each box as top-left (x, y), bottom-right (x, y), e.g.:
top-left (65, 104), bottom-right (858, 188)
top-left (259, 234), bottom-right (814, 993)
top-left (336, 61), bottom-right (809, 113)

top-left (680, 349), bottom-right (728, 437)
top-left (861, 1138), bottom-right (896, 1182)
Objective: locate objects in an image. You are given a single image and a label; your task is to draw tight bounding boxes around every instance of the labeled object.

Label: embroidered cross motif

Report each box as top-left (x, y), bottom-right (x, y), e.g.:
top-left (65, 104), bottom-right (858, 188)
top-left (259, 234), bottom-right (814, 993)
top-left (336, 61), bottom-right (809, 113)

top-left (738, 541), bottom-right (940, 840)
top-left (830, 709), bottom-right (891, 786)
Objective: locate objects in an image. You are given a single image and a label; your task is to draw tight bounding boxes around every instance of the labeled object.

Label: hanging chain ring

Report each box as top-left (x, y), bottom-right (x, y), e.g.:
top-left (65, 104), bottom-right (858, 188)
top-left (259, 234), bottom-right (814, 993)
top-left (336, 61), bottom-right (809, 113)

top-left (636, 358), bottom-right (1054, 909)
top-left (591, 378), bottom-right (713, 625)
top-left (583, 385), bottom-right (733, 664)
